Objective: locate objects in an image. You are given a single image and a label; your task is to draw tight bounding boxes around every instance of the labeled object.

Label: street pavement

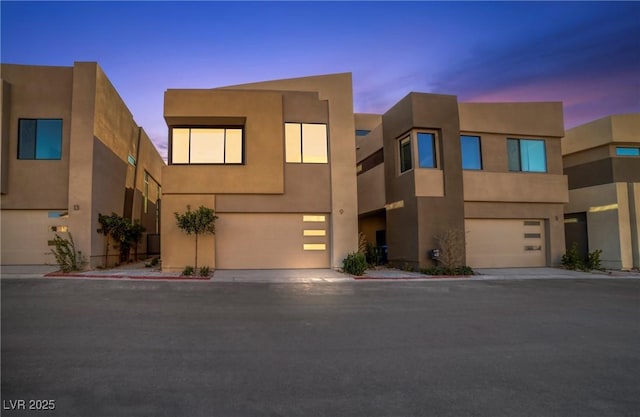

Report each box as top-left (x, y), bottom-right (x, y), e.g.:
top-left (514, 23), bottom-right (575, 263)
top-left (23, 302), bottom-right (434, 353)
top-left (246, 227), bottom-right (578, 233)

top-left (1, 277), bottom-right (639, 417)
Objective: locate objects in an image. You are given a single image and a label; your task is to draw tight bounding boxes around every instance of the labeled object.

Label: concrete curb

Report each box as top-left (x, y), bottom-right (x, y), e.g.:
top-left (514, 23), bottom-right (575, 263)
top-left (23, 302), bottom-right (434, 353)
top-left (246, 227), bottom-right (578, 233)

top-left (44, 272), bottom-right (210, 281)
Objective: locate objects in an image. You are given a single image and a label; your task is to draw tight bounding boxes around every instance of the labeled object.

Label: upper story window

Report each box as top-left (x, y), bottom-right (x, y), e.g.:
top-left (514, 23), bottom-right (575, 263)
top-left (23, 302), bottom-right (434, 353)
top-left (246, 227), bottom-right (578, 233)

top-left (399, 136), bottom-right (412, 173)
top-left (171, 127), bottom-right (243, 164)
top-left (417, 132), bottom-right (436, 168)
top-left (461, 135), bottom-right (482, 170)
top-left (285, 123), bottom-right (328, 163)
top-left (507, 138), bottom-right (546, 172)
top-left (616, 146), bottom-right (640, 156)
top-left (355, 129), bottom-right (371, 137)
top-left (18, 119), bottom-right (62, 160)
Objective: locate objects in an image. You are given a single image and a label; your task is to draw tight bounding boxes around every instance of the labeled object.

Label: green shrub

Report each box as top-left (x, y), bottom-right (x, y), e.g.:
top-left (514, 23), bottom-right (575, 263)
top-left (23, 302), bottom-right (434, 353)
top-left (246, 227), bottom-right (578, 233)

top-left (199, 266), bottom-right (211, 277)
top-left (342, 252), bottom-right (368, 276)
top-left (51, 233), bottom-right (85, 273)
top-left (561, 242), bottom-right (583, 270)
top-left (364, 243), bottom-right (379, 266)
top-left (586, 249), bottom-right (603, 271)
top-left (145, 257), bottom-right (160, 268)
top-left (182, 266), bottom-right (194, 276)
top-left (421, 265), bottom-right (474, 276)
top-left (562, 243), bottom-right (603, 271)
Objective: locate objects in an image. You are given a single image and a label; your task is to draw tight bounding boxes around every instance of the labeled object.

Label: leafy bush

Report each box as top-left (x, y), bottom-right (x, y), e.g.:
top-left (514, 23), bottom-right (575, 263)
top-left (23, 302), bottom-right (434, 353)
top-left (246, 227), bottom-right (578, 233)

top-left (51, 233), bottom-right (85, 272)
top-left (144, 257), bottom-right (160, 268)
top-left (199, 266), bottom-right (211, 277)
top-left (342, 252), bottom-right (368, 276)
top-left (365, 243), bottom-right (385, 266)
top-left (562, 243), bottom-right (603, 271)
top-left (182, 266), bottom-right (194, 276)
top-left (586, 249), bottom-right (603, 271)
top-left (561, 242), bottom-right (583, 270)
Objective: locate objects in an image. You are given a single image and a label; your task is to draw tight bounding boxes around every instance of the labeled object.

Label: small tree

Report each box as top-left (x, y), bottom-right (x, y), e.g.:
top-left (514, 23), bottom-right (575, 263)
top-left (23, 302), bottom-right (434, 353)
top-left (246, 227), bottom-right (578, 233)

top-left (98, 213), bottom-right (146, 265)
top-left (174, 205), bottom-right (218, 270)
top-left (98, 213), bottom-right (118, 267)
top-left (126, 221), bottom-right (146, 262)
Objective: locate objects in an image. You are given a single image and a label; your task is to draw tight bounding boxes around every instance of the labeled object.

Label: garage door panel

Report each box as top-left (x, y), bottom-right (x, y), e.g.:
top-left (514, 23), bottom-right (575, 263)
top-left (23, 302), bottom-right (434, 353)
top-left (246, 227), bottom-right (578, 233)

top-left (465, 219), bottom-right (546, 268)
top-left (1, 210), bottom-right (63, 265)
top-left (216, 213), bottom-right (329, 269)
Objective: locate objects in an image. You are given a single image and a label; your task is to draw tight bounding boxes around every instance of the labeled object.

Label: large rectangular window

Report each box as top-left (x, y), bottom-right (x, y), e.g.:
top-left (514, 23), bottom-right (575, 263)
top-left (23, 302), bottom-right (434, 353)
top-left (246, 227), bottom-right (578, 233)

top-left (18, 119), bottom-right (62, 160)
top-left (507, 138), bottom-right (546, 172)
top-left (399, 136), bottom-right (412, 173)
top-left (171, 127), bottom-right (243, 164)
top-left (285, 123), bottom-right (328, 163)
top-left (417, 132), bottom-right (436, 168)
top-left (461, 135), bottom-right (482, 170)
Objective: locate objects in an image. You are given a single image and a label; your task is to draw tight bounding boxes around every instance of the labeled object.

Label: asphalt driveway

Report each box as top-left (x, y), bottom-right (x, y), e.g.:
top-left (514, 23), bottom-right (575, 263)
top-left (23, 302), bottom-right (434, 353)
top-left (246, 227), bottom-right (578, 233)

top-left (2, 277), bottom-right (639, 417)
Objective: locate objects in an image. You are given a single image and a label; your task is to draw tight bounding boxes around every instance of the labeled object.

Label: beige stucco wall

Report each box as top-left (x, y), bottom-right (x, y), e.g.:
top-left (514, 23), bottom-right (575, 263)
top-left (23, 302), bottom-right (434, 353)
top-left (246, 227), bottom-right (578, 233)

top-left (0, 64), bottom-right (73, 210)
top-left (357, 164), bottom-right (385, 215)
top-left (216, 164), bottom-right (331, 213)
top-left (464, 171), bottom-right (568, 203)
top-left (563, 145), bottom-right (611, 168)
top-left (564, 182), bottom-right (637, 269)
top-left (163, 89), bottom-right (284, 195)
top-left (355, 113), bottom-right (383, 162)
top-left (459, 102), bottom-right (564, 138)
top-left (219, 73), bottom-right (359, 269)
top-left (414, 169), bottom-right (444, 197)
top-left (161, 194), bottom-right (216, 272)
top-left (563, 113), bottom-right (640, 156)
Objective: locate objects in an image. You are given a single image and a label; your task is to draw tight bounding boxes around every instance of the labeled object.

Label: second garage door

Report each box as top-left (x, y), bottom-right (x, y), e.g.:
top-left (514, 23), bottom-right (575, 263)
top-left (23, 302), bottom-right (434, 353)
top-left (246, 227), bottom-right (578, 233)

top-left (215, 213), bottom-right (330, 269)
top-left (465, 219), bottom-right (546, 268)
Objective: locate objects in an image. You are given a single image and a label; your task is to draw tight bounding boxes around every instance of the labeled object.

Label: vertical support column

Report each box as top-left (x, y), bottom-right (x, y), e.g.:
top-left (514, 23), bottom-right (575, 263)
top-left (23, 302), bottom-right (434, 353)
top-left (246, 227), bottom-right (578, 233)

top-left (67, 62), bottom-right (98, 268)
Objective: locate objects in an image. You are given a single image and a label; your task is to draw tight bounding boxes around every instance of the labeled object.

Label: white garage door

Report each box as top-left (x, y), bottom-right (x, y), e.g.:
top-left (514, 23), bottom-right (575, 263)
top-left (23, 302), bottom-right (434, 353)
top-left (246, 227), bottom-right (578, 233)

top-left (465, 219), bottom-right (546, 268)
top-left (216, 213), bottom-right (330, 269)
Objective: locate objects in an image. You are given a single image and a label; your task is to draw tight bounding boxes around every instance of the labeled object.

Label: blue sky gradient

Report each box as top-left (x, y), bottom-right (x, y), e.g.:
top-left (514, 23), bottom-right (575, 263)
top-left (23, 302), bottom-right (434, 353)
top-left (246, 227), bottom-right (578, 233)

top-left (2, 1), bottom-right (639, 158)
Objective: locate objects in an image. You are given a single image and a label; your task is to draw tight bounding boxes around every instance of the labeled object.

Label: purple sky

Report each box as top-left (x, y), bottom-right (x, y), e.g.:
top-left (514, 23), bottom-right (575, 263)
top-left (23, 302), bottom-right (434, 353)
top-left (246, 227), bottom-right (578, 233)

top-left (2, 1), bottom-right (639, 160)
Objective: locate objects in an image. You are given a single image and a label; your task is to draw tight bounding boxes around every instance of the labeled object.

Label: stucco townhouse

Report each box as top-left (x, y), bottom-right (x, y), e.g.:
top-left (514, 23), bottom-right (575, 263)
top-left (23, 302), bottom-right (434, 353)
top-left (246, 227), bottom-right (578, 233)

top-left (1, 62), bottom-right (164, 268)
top-left (356, 93), bottom-right (569, 269)
top-left (562, 113), bottom-right (640, 270)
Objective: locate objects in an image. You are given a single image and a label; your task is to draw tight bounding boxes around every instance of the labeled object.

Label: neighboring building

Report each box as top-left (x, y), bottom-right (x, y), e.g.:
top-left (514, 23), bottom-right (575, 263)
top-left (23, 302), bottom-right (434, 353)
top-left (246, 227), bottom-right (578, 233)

top-left (562, 114), bottom-right (640, 270)
top-left (1, 62), bottom-right (164, 268)
top-left (356, 93), bottom-right (568, 269)
top-left (161, 73), bottom-right (358, 271)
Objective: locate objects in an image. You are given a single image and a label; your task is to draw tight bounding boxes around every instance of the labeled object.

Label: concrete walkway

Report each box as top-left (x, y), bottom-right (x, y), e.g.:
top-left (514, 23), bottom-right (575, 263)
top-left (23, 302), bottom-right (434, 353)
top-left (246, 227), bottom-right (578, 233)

top-left (475, 267), bottom-right (640, 280)
top-left (2, 263), bottom-right (638, 282)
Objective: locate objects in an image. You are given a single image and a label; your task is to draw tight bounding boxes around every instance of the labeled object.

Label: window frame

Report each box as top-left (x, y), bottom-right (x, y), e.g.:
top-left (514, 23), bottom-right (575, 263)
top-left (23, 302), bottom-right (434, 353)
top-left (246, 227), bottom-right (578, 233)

top-left (169, 126), bottom-right (245, 165)
top-left (398, 135), bottom-right (413, 174)
top-left (417, 132), bottom-right (437, 169)
top-left (284, 122), bottom-right (329, 164)
top-left (507, 138), bottom-right (547, 173)
top-left (17, 118), bottom-right (63, 160)
top-left (615, 146), bottom-right (640, 157)
top-left (460, 135), bottom-right (483, 170)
